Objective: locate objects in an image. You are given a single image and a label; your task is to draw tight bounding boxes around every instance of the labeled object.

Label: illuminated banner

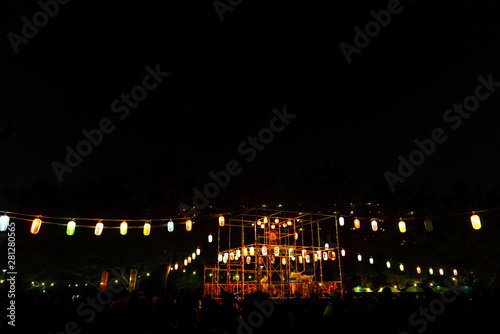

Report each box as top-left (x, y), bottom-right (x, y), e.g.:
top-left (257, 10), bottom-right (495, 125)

top-left (99, 270), bottom-right (109, 290)
top-left (129, 269), bottom-right (138, 291)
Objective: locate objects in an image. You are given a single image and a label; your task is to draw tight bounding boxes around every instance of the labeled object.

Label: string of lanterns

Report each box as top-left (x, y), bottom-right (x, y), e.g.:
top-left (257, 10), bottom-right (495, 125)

top-left (0, 207), bottom-right (495, 235)
top-left (337, 246), bottom-right (460, 277)
top-left (337, 210), bottom-right (492, 232)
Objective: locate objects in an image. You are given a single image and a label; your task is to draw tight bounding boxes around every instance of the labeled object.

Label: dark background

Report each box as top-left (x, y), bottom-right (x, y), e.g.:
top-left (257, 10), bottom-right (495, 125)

top-left (1, 0), bottom-right (499, 295)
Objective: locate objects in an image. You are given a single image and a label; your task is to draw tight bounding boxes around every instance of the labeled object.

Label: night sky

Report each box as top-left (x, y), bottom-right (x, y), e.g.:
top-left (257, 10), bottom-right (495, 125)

top-left (1, 1), bottom-right (500, 211)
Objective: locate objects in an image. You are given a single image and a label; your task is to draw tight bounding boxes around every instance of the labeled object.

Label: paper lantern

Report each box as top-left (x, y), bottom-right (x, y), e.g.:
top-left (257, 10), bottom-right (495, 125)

top-left (31, 217), bottom-right (42, 234)
top-left (184, 259), bottom-right (188, 266)
top-left (301, 249), bottom-right (306, 258)
top-left (282, 257), bottom-right (287, 265)
top-left (439, 268), bottom-right (444, 275)
top-left (218, 254), bottom-right (223, 262)
top-left (354, 218), bottom-right (360, 229)
top-left (223, 256), bottom-right (228, 264)
top-left (429, 268), bottom-right (434, 275)
top-left (399, 263), bottom-right (404, 271)
top-left (298, 255), bottom-right (303, 264)
top-left (219, 215), bottom-right (225, 227)
top-left (287, 220), bottom-right (292, 226)
top-left (289, 248), bottom-right (294, 258)
top-left (192, 252), bottom-right (196, 260)
top-left (386, 261), bottom-right (391, 269)
top-left (313, 253), bottom-right (318, 262)
top-left (174, 263), bottom-right (179, 270)
top-left (329, 251), bottom-right (336, 261)
top-left (188, 256), bottom-right (192, 263)
top-left (424, 219), bottom-right (433, 232)
top-left (274, 247), bottom-right (280, 256)
top-left (271, 224), bottom-right (275, 229)
top-left (0, 214), bottom-right (10, 232)
top-left (369, 257), bottom-right (374, 264)
top-left (398, 220), bottom-right (406, 233)
top-left (243, 247), bottom-right (248, 256)
top-left (230, 252), bottom-right (235, 261)
top-left (357, 254), bottom-right (362, 262)
top-left (325, 243), bottom-right (329, 250)
top-left (66, 220), bottom-right (76, 236)
top-left (249, 247), bottom-right (255, 256)
top-left (120, 221), bottom-right (128, 235)
top-left (94, 221), bottom-right (103, 236)
top-left (246, 256), bottom-right (251, 264)
top-left (275, 218), bottom-right (279, 224)
top-left (236, 249), bottom-right (240, 258)
top-left (416, 266), bottom-right (421, 274)
top-left (262, 246), bottom-right (267, 256)
top-left (208, 234), bottom-right (213, 243)
top-left (470, 214), bottom-right (481, 230)
top-left (306, 255), bottom-right (311, 263)
top-left (263, 217), bottom-right (268, 224)
top-left (260, 223), bottom-right (265, 229)
top-left (196, 248), bottom-right (201, 256)
top-left (341, 249), bottom-right (346, 257)
top-left (453, 268), bottom-right (458, 276)
top-left (186, 219), bottom-right (192, 231)
top-left (338, 216), bottom-right (344, 226)
top-left (323, 252), bottom-right (328, 261)
top-left (143, 222), bottom-right (151, 236)
top-left (167, 220), bottom-right (174, 232)
top-left (258, 257), bottom-right (263, 264)
top-left (371, 220), bottom-right (378, 231)
top-left (282, 222), bottom-right (287, 228)
top-left (294, 232), bottom-right (298, 240)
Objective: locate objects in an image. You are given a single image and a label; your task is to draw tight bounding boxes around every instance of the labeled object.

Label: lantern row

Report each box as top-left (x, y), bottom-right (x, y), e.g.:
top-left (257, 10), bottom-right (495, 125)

top-left (0, 214), bottom-right (197, 235)
top-left (335, 246), bottom-right (459, 277)
top-left (0, 209), bottom-right (489, 235)
top-left (338, 212), bottom-right (483, 232)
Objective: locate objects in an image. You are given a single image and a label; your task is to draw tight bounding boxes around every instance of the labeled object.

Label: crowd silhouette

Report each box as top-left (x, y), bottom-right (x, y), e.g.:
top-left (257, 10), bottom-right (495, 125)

top-left (3, 285), bottom-right (499, 334)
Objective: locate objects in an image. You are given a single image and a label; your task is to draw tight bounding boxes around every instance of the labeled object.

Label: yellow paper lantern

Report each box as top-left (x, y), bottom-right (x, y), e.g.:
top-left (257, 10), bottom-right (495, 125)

top-left (386, 261), bottom-right (391, 268)
top-left (470, 213), bottom-right (481, 230)
top-left (424, 218), bottom-right (433, 232)
top-left (298, 255), bottom-right (303, 264)
top-left (249, 247), bottom-right (255, 256)
top-left (243, 247), bottom-right (248, 256)
top-left (371, 220), bottom-right (378, 231)
top-left (287, 220), bottom-right (292, 226)
top-left (143, 222), bottom-right (151, 236)
top-left (95, 221), bottom-right (103, 236)
top-left (274, 247), bottom-right (280, 256)
top-left (184, 259), bottom-right (188, 266)
top-left (398, 220), bottom-right (406, 233)
top-left (263, 217), bottom-right (268, 224)
top-left (439, 268), bottom-right (444, 275)
top-left (282, 257), bottom-right (287, 265)
top-left (275, 218), bottom-right (279, 224)
top-left (399, 263), bottom-right (405, 271)
top-left (66, 220), bottom-right (76, 236)
top-left (31, 217), bottom-right (42, 234)
top-left (354, 218), bottom-right (360, 229)
top-left (186, 219), bottom-right (193, 231)
top-left (120, 221), bottom-right (128, 235)
top-left (219, 215), bottom-right (225, 227)
top-left (429, 268), bottom-right (434, 275)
